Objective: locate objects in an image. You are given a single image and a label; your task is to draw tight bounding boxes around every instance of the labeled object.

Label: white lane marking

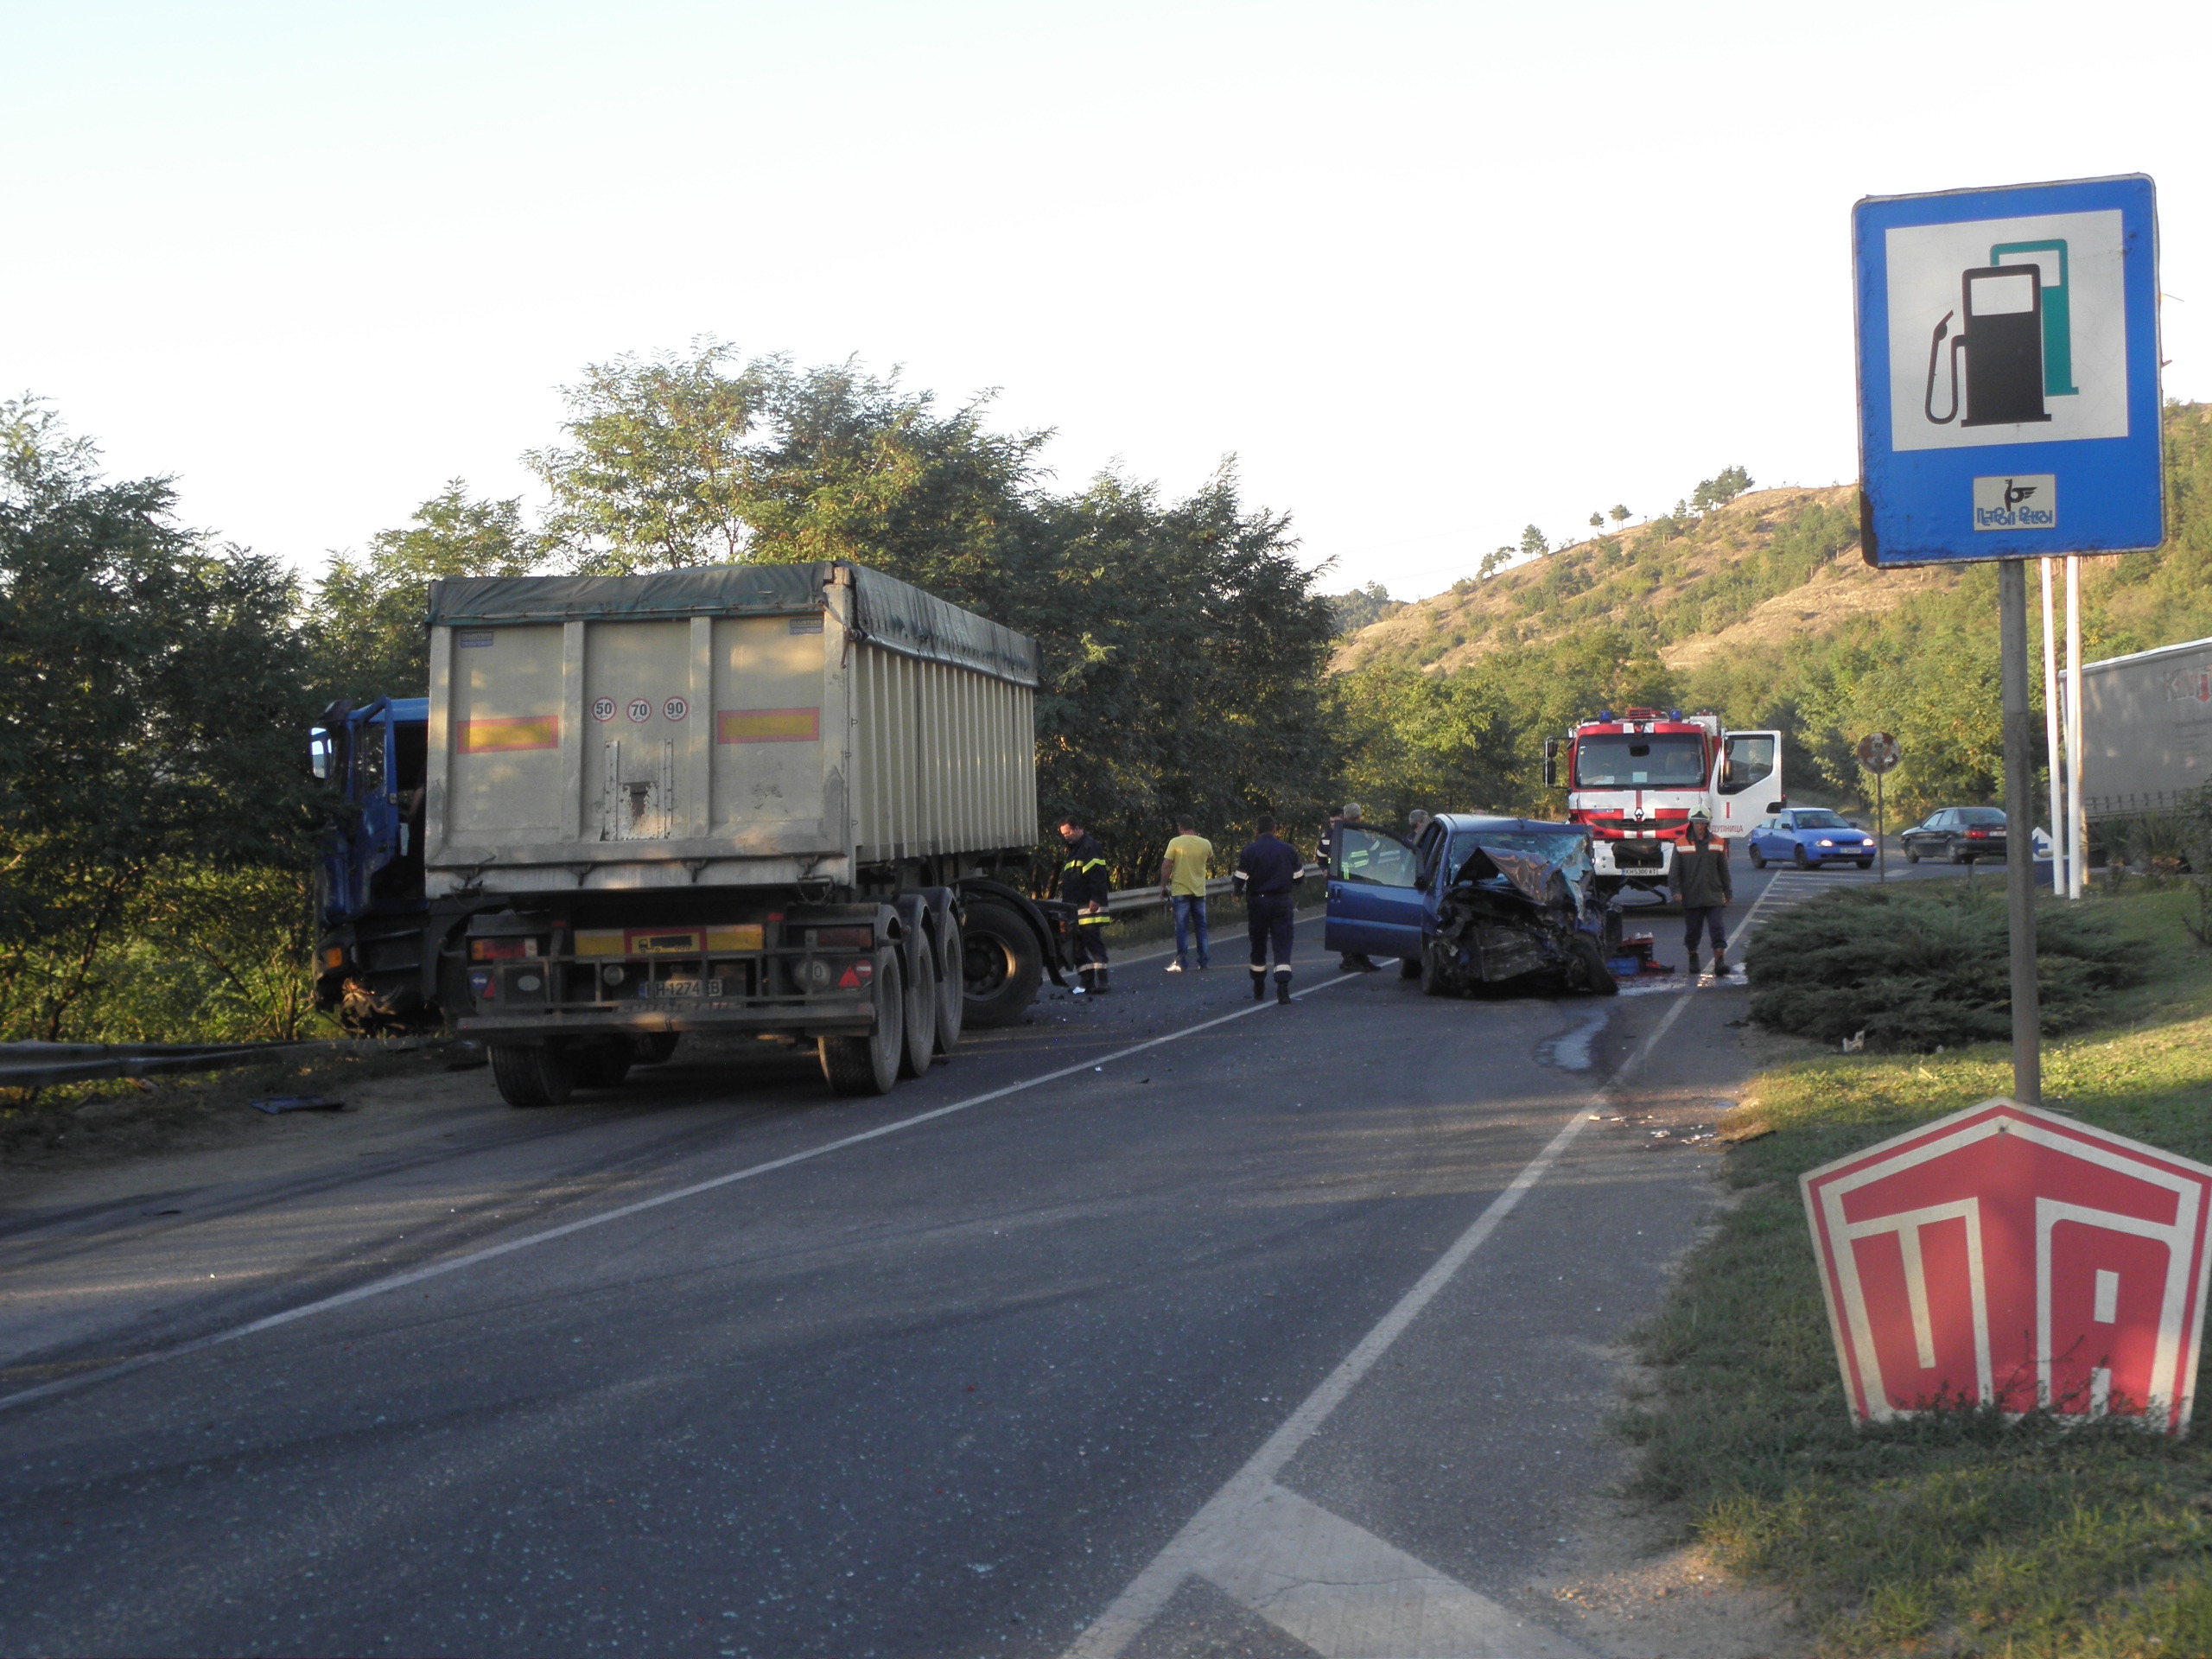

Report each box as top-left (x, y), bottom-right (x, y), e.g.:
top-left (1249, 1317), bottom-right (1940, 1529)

top-left (0, 970), bottom-right (1362, 1417)
top-left (1194, 1483), bottom-right (1594, 1658)
top-left (1064, 987), bottom-right (1700, 1658)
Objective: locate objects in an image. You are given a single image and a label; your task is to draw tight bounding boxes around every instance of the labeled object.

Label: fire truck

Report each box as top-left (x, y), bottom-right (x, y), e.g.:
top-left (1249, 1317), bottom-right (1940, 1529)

top-left (1542, 709), bottom-right (1784, 894)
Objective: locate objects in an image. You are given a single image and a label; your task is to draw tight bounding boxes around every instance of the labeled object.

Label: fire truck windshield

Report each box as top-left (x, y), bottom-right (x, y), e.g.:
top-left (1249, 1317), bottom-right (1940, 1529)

top-left (1573, 734), bottom-right (1707, 789)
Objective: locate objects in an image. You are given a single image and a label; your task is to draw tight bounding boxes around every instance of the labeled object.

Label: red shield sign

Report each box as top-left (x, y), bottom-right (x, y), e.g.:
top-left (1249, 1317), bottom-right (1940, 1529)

top-left (1802, 1099), bottom-right (2212, 1433)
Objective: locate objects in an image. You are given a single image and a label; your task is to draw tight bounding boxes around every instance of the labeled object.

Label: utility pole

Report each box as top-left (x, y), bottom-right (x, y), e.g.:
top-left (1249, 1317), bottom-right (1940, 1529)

top-left (1999, 559), bottom-right (2041, 1104)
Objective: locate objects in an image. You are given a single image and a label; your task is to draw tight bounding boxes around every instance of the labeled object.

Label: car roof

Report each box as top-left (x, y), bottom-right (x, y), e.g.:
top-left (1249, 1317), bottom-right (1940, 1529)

top-left (1431, 813), bottom-right (1586, 837)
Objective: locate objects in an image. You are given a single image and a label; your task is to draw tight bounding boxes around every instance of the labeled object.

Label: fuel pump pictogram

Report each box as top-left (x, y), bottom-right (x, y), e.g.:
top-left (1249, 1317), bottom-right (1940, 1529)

top-left (1923, 238), bottom-right (2075, 430)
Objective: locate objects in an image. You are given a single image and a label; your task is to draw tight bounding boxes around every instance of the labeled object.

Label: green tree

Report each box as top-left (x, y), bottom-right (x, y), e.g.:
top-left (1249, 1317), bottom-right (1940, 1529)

top-left (307, 481), bottom-right (537, 697)
top-left (0, 398), bottom-right (319, 1040)
top-left (1609, 504), bottom-right (1631, 524)
top-left (1690, 465), bottom-right (1753, 513)
top-left (1519, 524), bottom-right (1548, 557)
top-left (525, 338), bottom-right (776, 573)
top-left (1478, 546), bottom-right (1513, 580)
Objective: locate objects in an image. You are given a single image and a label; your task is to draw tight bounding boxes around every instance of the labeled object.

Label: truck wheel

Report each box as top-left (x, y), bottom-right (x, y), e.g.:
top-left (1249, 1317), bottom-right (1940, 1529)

top-left (635, 1033), bottom-right (680, 1065)
top-left (962, 900), bottom-right (1043, 1028)
top-left (822, 948), bottom-right (904, 1096)
top-left (1569, 935), bottom-right (1619, 996)
top-left (574, 1038), bottom-right (633, 1088)
top-left (489, 1044), bottom-right (575, 1108)
top-left (899, 937), bottom-right (938, 1079)
top-left (933, 917), bottom-right (964, 1055)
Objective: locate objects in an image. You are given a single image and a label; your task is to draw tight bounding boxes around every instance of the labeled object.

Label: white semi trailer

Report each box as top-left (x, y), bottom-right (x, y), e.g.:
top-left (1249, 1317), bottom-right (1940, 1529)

top-left (422, 562), bottom-right (1071, 1106)
top-left (2076, 634), bottom-right (2212, 817)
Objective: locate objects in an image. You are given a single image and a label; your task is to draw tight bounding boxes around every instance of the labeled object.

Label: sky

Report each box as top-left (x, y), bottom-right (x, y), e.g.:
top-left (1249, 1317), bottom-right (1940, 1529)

top-left (6, 0), bottom-right (2209, 602)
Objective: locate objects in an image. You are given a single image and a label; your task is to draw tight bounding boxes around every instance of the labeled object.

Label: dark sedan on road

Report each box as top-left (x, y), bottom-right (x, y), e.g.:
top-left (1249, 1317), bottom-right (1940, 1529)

top-left (1745, 809), bottom-right (1878, 869)
top-left (1901, 806), bottom-right (2009, 864)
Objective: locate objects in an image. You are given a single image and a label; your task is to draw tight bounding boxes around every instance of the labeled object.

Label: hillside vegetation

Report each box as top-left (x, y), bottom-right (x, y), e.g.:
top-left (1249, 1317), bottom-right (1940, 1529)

top-left (1335, 485), bottom-right (1895, 677)
top-left (1325, 404), bottom-right (2212, 830)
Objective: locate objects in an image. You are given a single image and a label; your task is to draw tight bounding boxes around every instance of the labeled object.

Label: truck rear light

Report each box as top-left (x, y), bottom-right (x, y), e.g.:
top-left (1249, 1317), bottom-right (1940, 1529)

top-left (470, 938), bottom-right (537, 961)
top-left (321, 947), bottom-right (346, 970)
top-left (812, 926), bottom-right (873, 948)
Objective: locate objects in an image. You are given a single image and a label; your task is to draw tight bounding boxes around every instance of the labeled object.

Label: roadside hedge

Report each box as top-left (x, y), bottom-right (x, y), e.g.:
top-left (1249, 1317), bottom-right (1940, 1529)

top-left (1744, 885), bottom-right (2143, 1052)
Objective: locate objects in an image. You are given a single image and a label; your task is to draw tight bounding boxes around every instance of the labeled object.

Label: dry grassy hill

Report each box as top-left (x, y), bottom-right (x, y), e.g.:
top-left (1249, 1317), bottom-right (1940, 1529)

top-left (1333, 485), bottom-right (1962, 677)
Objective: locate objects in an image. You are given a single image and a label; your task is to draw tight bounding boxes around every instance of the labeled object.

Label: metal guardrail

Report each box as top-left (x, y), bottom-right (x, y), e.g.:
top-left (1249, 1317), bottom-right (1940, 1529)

top-left (0, 1039), bottom-right (343, 1091)
top-left (1102, 868), bottom-right (1319, 916)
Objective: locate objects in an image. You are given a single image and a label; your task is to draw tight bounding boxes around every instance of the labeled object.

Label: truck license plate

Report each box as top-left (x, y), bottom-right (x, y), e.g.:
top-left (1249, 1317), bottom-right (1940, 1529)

top-left (640, 978), bottom-right (724, 999)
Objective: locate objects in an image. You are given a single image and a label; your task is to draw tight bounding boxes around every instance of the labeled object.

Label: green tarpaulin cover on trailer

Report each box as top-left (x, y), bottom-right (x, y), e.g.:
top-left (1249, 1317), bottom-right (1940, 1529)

top-left (425, 562), bottom-right (1040, 687)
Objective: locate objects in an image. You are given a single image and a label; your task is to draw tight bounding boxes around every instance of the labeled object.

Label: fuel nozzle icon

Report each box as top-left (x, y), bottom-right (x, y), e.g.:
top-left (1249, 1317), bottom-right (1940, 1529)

top-left (1923, 264), bottom-right (2055, 429)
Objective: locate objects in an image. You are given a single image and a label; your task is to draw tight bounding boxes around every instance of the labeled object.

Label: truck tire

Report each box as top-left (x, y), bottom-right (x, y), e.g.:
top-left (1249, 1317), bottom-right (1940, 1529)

top-left (635, 1033), bottom-right (680, 1065)
top-left (822, 948), bottom-right (904, 1097)
top-left (962, 900), bottom-right (1043, 1027)
top-left (934, 916), bottom-right (964, 1055)
top-left (490, 1044), bottom-right (575, 1108)
top-left (899, 937), bottom-right (938, 1079)
top-left (574, 1038), bottom-right (633, 1088)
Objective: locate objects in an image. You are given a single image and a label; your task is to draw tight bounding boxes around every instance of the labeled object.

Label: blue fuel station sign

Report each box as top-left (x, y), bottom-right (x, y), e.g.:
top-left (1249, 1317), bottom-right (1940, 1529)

top-left (1853, 175), bottom-right (2163, 565)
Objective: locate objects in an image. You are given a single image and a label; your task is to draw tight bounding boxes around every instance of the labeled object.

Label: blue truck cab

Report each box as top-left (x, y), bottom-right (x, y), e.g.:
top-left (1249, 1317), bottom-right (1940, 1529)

top-left (310, 697), bottom-right (491, 1029)
top-left (1324, 812), bottom-right (1621, 995)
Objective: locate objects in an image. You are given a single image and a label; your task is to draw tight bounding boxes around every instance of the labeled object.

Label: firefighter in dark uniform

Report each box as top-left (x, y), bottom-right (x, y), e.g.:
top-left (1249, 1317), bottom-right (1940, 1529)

top-left (1057, 815), bottom-right (1113, 994)
top-left (1235, 815), bottom-right (1303, 1004)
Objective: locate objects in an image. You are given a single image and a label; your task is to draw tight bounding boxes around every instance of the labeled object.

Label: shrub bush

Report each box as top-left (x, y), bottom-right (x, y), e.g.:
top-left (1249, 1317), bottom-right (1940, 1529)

top-left (1745, 886), bottom-right (2142, 1052)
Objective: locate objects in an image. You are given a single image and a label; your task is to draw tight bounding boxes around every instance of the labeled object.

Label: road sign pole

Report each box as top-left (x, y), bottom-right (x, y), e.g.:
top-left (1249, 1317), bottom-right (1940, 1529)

top-left (1999, 557), bottom-right (2041, 1104)
top-left (2066, 554), bottom-right (2085, 899)
top-left (2040, 556), bottom-right (2065, 894)
top-left (1876, 768), bottom-right (1885, 884)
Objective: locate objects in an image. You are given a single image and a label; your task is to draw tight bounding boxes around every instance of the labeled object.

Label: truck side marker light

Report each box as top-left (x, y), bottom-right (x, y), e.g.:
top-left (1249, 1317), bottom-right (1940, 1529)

top-left (470, 938), bottom-right (536, 962)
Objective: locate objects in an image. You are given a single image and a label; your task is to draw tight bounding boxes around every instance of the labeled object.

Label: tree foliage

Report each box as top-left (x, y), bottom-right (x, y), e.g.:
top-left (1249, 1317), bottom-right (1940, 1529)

top-left (0, 397), bottom-right (321, 1040)
top-left (308, 481), bottom-right (537, 699)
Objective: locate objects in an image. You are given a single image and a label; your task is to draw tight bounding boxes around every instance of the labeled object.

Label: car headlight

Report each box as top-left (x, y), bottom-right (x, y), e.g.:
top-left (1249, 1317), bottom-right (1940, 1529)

top-left (1817, 838), bottom-right (1834, 847)
top-left (1861, 839), bottom-right (1874, 848)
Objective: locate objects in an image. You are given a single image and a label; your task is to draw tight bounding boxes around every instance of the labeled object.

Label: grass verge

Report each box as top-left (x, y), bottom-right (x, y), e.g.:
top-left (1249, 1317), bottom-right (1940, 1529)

top-left (1622, 885), bottom-right (2212, 1656)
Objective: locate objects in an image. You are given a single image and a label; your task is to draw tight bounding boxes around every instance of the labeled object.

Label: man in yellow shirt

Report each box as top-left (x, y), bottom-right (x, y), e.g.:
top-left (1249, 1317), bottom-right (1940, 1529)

top-left (1158, 818), bottom-right (1214, 972)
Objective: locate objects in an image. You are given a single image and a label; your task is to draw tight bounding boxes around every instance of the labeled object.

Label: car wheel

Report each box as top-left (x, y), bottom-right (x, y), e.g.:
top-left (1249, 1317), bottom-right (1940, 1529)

top-left (1748, 844), bottom-right (1766, 868)
top-left (1792, 844), bottom-right (1809, 869)
top-left (1568, 934), bottom-right (1618, 997)
top-left (1905, 843), bottom-right (1920, 864)
top-left (1419, 943), bottom-right (1452, 998)
top-left (1399, 955), bottom-right (1421, 979)
top-left (1857, 859), bottom-right (1874, 869)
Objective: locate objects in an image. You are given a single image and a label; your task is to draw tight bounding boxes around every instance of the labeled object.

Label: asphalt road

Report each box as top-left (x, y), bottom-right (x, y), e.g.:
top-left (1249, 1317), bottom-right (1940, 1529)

top-left (0, 861), bottom-right (1949, 1658)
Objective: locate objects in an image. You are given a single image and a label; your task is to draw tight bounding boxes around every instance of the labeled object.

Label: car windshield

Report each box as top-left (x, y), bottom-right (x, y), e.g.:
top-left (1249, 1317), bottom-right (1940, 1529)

top-left (1448, 831), bottom-right (1591, 883)
top-left (1957, 808), bottom-right (2006, 824)
top-left (1571, 734), bottom-right (1706, 788)
top-left (1793, 810), bottom-right (1850, 829)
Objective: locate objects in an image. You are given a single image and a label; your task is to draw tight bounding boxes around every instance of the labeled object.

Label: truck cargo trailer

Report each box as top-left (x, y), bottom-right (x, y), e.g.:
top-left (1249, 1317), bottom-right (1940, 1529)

top-left (418, 561), bottom-right (1069, 1105)
top-left (2076, 634), bottom-right (2212, 817)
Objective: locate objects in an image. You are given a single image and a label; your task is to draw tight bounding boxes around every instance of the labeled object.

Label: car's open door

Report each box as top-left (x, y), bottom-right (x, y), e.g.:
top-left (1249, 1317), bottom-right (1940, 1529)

top-left (1324, 827), bottom-right (1424, 961)
top-left (1710, 730), bottom-right (1783, 837)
